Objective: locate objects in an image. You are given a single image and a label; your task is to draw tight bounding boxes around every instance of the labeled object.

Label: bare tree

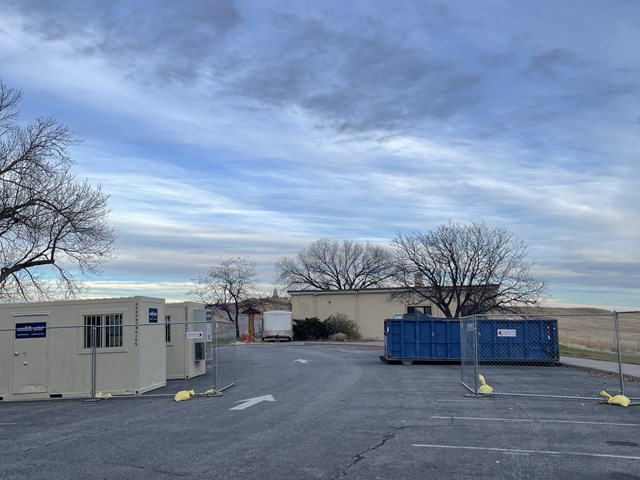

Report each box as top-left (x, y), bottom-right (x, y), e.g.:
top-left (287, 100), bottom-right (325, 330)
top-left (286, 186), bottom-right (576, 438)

top-left (277, 238), bottom-right (397, 290)
top-left (391, 221), bottom-right (547, 317)
top-left (189, 256), bottom-right (258, 337)
top-left (0, 79), bottom-right (117, 301)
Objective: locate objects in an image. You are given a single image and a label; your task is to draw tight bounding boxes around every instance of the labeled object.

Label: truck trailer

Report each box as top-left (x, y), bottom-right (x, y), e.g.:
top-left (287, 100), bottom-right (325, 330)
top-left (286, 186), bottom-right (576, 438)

top-left (261, 310), bottom-right (293, 341)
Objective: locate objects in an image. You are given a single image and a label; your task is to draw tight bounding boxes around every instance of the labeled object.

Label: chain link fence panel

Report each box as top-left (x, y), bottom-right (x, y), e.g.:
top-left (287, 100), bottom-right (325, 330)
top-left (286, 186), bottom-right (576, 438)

top-left (617, 311), bottom-right (640, 399)
top-left (1, 324), bottom-right (94, 401)
top-left (1, 319), bottom-right (236, 402)
top-left (461, 313), bottom-right (640, 401)
top-left (213, 320), bottom-right (236, 392)
top-left (130, 320), bottom-right (236, 398)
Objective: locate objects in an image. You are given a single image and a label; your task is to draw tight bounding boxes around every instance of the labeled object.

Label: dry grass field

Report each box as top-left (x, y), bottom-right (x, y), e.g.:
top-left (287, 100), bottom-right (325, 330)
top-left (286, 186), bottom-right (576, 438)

top-left (513, 307), bottom-right (640, 363)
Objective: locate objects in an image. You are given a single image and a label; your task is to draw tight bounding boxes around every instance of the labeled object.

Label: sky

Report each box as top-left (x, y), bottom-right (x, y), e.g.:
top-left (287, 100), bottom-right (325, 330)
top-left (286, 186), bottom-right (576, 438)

top-left (0, 0), bottom-right (639, 309)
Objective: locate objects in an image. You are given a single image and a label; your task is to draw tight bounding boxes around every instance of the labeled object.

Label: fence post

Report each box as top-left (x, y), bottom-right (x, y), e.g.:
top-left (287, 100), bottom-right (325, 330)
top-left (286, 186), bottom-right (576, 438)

top-left (460, 318), bottom-right (465, 385)
top-left (215, 321), bottom-right (219, 392)
top-left (613, 311), bottom-right (625, 396)
top-left (473, 315), bottom-right (479, 395)
top-left (90, 325), bottom-right (97, 399)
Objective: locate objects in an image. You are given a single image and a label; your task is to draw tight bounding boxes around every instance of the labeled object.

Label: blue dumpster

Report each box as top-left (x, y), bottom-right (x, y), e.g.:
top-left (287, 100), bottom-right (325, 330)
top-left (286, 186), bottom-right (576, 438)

top-left (383, 315), bottom-right (559, 364)
top-left (384, 316), bottom-right (460, 363)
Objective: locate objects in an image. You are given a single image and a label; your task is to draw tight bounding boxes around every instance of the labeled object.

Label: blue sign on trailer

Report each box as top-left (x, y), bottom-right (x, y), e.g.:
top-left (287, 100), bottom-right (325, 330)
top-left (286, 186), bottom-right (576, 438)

top-left (15, 322), bottom-right (47, 339)
top-left (383, 315), bottom-right (559, 364)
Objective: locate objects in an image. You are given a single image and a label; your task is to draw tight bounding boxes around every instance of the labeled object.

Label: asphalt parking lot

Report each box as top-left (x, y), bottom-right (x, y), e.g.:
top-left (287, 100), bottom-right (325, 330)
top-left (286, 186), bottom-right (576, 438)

top-left (1, 342), bottom-right (639, 480)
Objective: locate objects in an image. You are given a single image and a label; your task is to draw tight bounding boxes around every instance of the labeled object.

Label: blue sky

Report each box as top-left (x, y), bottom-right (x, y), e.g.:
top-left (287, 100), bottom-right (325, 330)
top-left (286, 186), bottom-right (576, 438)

top-left (1, 0), bottom-right (638, 308)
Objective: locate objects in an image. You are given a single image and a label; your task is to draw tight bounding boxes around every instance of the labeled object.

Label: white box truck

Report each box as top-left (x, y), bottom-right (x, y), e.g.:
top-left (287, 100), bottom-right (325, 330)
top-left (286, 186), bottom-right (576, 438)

top-left (261, 310), bottom-right (293, 341)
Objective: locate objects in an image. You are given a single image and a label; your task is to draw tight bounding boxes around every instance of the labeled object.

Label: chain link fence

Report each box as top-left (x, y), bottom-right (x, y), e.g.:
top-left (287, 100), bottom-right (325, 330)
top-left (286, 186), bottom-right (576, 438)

top-left (0, 320), bottom-right (235, 402)
top-left (461, 312), bottom-right (640, 401)
top-left (613, 311), bottom-right (640, 398)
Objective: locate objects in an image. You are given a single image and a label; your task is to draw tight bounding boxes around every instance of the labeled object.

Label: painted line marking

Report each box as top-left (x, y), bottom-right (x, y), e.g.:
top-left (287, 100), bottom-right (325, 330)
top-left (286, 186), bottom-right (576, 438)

top-left (293, 359), bottom-right (310, 364)
top-left (229, 394), bottom-right (275, 411)
top-left (430, 416), bottom-right (640, 427)
top-left (412, 444), bottom-right (640, 461)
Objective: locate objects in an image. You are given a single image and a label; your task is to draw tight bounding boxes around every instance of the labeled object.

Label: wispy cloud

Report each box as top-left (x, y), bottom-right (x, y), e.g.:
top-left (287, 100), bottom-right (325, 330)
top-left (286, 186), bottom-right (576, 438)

top-left (1, 0), bottom-right (638, 307)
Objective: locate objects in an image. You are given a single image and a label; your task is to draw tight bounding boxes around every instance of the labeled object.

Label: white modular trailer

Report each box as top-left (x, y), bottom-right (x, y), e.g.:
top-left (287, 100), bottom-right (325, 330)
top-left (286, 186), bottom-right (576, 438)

top-left (165, 302), bottom-right (211, 380)
top-left (262, 310), bottom-right (293, 341)
top-left (0, 296), bottom-right (166, 401)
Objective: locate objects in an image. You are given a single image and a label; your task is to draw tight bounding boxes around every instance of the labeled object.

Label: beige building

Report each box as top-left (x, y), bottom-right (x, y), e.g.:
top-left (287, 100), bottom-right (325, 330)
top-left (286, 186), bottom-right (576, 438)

top-left (289, 288), bottom-right (445, 341)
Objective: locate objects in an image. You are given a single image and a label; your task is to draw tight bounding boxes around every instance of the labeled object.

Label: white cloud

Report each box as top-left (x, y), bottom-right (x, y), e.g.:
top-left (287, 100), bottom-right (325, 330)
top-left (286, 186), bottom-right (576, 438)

top-left (1, 1), bottom-right (638, 308)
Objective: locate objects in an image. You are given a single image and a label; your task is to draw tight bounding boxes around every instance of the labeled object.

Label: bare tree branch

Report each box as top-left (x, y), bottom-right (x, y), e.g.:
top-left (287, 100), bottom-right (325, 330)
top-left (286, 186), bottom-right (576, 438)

top-left (188, 256), bottom-right (258, 338)
top-left (276, 239), bottom-right (397, 290)
top-left (391, 221), bottom-right (547, 317)
top-left (0, 78), bottom-right (117, 301)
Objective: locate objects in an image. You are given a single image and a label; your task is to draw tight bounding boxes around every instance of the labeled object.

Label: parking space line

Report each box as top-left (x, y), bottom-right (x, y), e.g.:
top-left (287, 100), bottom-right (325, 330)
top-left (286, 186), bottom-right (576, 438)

top-left (430, 416), bottom-right (640, 427)
top-left (412, 444), bottom-right (640, 460)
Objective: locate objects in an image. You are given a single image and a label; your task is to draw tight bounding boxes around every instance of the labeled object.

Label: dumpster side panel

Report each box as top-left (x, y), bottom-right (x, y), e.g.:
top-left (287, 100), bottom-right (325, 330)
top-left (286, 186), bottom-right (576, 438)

top-left (385, 317), bottom-right (558, 363)
top-left (448, 321), bottom-right (461, 359)
top-left (384, 317), bottom-right (459, 361)
top-left (418, 320), bottom-right (433, 359)
top-left (477, 319), bottom-right (559, 362)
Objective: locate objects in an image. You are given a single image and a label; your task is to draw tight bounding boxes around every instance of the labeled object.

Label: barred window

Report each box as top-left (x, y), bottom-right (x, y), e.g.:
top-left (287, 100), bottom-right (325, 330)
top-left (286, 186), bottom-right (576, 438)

top-left (84, 315), bottom-right (102, 348)
top-left (105, 314), bottom-right (123, 348)
top-left (165, 315), bottom-right (171, 343)
top-left (84, 314), bottom-right (123, 349)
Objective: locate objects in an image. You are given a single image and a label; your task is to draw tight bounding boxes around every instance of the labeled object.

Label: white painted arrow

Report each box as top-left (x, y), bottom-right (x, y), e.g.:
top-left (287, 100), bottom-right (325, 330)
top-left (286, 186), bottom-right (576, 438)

top-left (293, 359), bottom-right (310, 364)
top-left (229, 394), bottom-right (275, 411)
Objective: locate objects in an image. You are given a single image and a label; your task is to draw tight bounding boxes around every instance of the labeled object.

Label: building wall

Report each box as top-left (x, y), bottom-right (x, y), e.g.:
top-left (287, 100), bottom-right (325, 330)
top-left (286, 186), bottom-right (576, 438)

top-left (137, 297), bottom-right (168, 393)
top-left (290, 289), bottom-right (444, 341)
top-left (165, 302), bottom-right (208, 380)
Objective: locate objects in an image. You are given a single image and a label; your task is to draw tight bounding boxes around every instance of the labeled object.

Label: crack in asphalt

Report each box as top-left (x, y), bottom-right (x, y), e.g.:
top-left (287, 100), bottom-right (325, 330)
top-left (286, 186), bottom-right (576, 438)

top-left (111, 462), bottom-right (189, 477)
top-left (332, 421), bottom-right (461, 479)
top-left (333, 430), bottom-right (397, 479)
top-left (22, 435), bottom-right (79, 452)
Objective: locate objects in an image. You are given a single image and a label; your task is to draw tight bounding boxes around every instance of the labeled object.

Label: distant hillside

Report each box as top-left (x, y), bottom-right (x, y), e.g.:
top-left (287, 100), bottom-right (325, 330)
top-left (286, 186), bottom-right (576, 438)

top-left (512, 306), bottom-right (612, 316)
top-left (240, 296), bottom-right (292, 313)
top-left (509, 306), bottom-right (639, 353)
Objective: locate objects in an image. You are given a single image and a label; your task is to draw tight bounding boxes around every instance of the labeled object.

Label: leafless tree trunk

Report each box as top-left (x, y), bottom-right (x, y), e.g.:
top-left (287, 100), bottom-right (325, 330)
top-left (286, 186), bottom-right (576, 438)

top-left (189, 256), bottom-right (258, 338)
top-left (0, 79), bottom-right (116, 301)
top-left (391, 221), bottom-right (547, 317)
top-left (277, 239), bottom-right (397, 290)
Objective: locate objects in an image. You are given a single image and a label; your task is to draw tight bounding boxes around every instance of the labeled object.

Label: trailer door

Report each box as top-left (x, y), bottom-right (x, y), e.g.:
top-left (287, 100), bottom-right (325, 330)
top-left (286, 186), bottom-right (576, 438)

top-left (13, 315), bottom-right (49, 394)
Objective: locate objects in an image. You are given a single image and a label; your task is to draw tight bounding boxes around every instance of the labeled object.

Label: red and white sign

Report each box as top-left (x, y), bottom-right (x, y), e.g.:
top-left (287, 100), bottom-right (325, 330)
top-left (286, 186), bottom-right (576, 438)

top-left (497, 329), bottom-right (517, 337)
top-left (185, 331), bottom-right (204, 339)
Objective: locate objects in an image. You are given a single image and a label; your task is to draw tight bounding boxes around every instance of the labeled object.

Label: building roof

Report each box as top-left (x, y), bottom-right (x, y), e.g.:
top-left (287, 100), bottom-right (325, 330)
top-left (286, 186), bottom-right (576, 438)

top-left (287, 287), bottom-right (414, 296)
